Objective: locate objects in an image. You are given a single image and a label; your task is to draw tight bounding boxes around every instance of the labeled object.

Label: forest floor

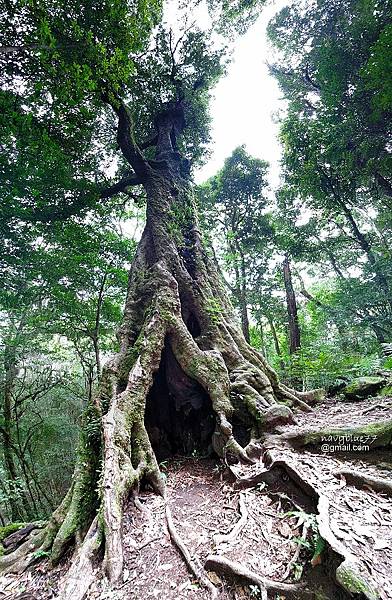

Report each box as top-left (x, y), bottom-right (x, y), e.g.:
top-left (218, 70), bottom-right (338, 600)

top-left (1, 395), bottom-right (392, 600)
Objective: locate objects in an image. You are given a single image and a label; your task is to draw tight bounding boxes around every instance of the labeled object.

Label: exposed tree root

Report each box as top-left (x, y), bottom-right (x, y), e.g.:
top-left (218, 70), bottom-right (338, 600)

top-left (316, 495), bottom-right (379, 600)
top-left (230, 457), bottom-right (317, 513)
top-left (334, 468), bottom-right (392, 496)
top-left (226, 430), bottom-right (387, 600)
top-left (204, 554), bottom-right (313, 599)
top-left (57, 517), bottom-right (101, 600)
top-left (1, 523), bottom-right (44, 554)
top-left (362, 402), bottom-right (392, 415)
top-left (0, 528), bottom-right (44, 574)
top-left (213, 493), bottom-right (248, 547)
top-left (282, 522), bottom-right (309, 581)
top-left (165, 504), bottom-right (218, 598)
top-left (259, 442), bottom-right (382, 599)
top-left (101, 306), bottom-right (166, 583)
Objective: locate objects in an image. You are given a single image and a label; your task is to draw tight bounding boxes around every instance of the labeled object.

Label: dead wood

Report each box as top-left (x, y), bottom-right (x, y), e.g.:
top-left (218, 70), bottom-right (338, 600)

top-left (2, 524), bottom-right (43, 553)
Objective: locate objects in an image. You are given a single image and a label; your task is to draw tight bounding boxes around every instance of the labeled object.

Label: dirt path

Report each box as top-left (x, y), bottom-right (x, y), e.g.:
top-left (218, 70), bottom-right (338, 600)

top-left (115, 459), bottom-right (311, 600)
top-left (1, 396), bottom-right (391, 600)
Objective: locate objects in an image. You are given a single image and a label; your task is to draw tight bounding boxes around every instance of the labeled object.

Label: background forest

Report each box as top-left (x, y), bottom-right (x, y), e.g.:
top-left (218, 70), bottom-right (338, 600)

top-left (1, 0), bottom-right (391, 528)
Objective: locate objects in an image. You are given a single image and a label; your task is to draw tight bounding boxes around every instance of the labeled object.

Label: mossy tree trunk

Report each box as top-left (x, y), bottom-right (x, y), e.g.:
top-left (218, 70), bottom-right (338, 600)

top-left (0, 97), bottom-right (318, 595)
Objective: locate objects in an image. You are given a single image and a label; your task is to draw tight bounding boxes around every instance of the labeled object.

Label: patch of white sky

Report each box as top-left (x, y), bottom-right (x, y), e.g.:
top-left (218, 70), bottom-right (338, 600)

top-left (192, 0), bottom-right (289, 189)
top-left (163, 0), bottom-right (289, 188)
top-left (125, 0), bottom-right (291, 243)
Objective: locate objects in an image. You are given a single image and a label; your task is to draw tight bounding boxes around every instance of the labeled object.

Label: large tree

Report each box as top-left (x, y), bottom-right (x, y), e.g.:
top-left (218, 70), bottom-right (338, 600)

top-left (0, 1), bottom-right (319, 597)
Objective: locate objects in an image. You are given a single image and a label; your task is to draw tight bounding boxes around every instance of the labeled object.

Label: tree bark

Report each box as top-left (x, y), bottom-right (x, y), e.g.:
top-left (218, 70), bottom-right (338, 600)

top-left (231, 242), bottom-right (250, 343)
top-left (258, 319), bottom-right (267, 358)
top-left (319, 168), bottom-right (392, 311)
top-left (325, 248), bottom-right (345, 280)
top-left (239, 250), bottom-right (251, 343)
top-left (91, 272), bottom-right (107, 378)
top-left (339, 202), bottom-right (391, 305)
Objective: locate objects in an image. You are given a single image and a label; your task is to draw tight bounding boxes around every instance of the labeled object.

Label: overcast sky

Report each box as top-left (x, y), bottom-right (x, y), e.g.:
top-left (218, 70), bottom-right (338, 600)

top-left (194, 0), bottom-right (287, 188)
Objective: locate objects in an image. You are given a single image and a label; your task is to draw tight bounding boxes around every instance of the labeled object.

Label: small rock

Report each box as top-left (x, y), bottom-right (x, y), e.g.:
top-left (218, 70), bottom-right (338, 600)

top-left (207, 571), bottom-right (222, 585)
top-left (263, 405), bottom-right (294, 429)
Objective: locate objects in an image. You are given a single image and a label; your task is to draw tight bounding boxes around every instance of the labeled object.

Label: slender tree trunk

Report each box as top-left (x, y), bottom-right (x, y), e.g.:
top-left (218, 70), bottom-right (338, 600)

top-left (375, 172), bottom-right (392, 199)
top-left (231, 244), bottom-right (250, 342)
top-left (372, 325), bottom-right (386, 344)
top-left (91, 273), bottom-right (107, 378)
top-left (239, 251), bottom-right (250, 343)
top-left (92, 337), bottom-right (101, 379)
top-left (318, 171), bottom-right (391, 303)
top-left (2, 340), bottom-right (29, 521)
top-left (14, 406), bottom-right (37, 517)
top-left (340, 202), bottom-right (390, 297)
top-left (258, 319), bottom-right (267, 358)
top-left (267, 316), bottom-right (285, 372)
top-left (326, 249), bottom-right (345, 280)
top-left (297, 275), bottom-right (324, 309)
top-left (282, 257), bottom-right (301, 354)
top-left (73, 341), bottom-right (95, 404)
top-left (26, 446), bottom-right (56, 510)
top-left (298, 266), bottom-right (391, 343)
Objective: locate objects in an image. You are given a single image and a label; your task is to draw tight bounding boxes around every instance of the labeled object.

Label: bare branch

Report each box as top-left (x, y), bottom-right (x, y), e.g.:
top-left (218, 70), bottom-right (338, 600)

top-left (100, 173), bottom-right (143, 199)
top-left (101, 91), bottom-right (150, 177)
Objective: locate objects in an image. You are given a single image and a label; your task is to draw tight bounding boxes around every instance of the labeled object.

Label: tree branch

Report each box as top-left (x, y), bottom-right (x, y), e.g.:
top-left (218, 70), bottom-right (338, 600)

top-left (24, 171), bottom-right (142, 223)
top-left (304, 63), bottom-right (320, 91)
top-left (100, 173), bottom-right (143, 199)
top-left (101, 91), bottom-right (150, 177)
top-left (0, 42), bottom-right (82, 57)
top-left (139, 134), bottom-right (158, 150)
top-left (0, 44), bottom-right (54, 55)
